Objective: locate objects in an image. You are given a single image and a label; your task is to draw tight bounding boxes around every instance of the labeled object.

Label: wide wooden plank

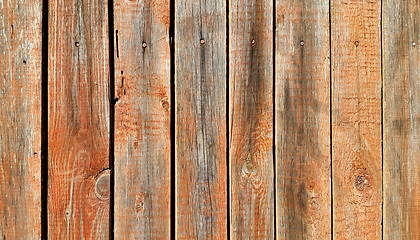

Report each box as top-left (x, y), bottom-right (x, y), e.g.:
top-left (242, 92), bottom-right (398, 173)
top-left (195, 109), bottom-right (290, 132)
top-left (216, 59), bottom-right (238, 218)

top-left (0, 0), bottom-right (42, 238)
top-left (114, 0), bottom-right (171, 238)
top-left (175, 0), bottom-right (227, 238)
top-left (331, 0), bottom-right (382, 238)
top-left (229, 0), bottom-right (274, 238)
top-left (48, 0), bottom-right (110, 238)
top-left (275, 0), bottom-right (331, 238)
top-left (383, 0), bottom-right (420, 238)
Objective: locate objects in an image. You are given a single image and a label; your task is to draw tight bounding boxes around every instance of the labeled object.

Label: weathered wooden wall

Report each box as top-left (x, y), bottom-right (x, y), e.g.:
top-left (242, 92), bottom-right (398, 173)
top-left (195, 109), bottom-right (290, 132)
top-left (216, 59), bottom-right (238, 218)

top-left (1, 0), bottom-right (419, 239)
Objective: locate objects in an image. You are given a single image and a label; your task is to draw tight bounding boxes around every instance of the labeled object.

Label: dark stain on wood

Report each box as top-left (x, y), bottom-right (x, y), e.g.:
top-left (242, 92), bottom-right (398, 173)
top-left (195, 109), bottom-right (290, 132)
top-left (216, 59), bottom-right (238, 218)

top-left (276, 0), bottom-right (331, 238)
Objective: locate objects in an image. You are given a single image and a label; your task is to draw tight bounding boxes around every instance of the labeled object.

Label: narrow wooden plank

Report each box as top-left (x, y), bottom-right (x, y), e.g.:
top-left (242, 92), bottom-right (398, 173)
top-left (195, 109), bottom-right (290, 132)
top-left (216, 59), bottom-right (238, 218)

top-left (229, 0), bottom-right (274, 238)
top-left (114, 0), bottom-right (171, 238)
top-left (175, 0), bottom-right (227, 238)
top-left (0, 0), bottom-right (42, 238)
top-left (383, 0), bottom-right (420, 238)
top-left (331, 0), bottom-right (382, 238)
top-left (275, 0), bottom-right (331, 238)
top-left (48, 0), bottom-right (110, 238)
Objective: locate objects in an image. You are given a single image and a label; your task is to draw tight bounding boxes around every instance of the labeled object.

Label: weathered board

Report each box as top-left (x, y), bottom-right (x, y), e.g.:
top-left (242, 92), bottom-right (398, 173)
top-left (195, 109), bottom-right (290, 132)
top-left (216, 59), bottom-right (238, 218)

top-left (276, 0), bottom-right (331, 238)
top-left (229, 0), bottom-right (274, 238)
top-left (175, 0), bottom-right (227, 238)
top-left (383, 0), bottom-right (420, 238)
top-left (0, 0), bottom-right (43, 239)
top-left (113, 0), bottom-right (171, 238)
top-left (331, 0), bottom-right (382, 238)
top-left (48, 0), bottom-right (110, 238)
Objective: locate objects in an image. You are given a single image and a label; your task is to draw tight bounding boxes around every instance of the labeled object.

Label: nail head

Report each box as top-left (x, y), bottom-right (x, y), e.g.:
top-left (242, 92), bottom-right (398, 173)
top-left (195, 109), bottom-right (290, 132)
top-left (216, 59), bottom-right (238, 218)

top-left (200, 39), bottom-right (205, 44)
top-left (75, 42), bottom-right (80, 47)
top-left (300, 40), bottom-right (304, 46)
top-left (142, 42), bottom-right (147, 48)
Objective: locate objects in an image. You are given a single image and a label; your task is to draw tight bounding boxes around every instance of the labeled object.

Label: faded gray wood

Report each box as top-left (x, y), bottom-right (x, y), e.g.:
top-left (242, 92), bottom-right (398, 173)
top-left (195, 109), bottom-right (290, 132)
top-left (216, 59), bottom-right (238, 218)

top-left (276, 0), bottom-right (331, 238)
top-left (383, 0), bottom-right (420, 238)
top-left (48, 0), bottom-right (110, 238)
top-left (0, 0), bottom-right (42, 238)
top-left (175, 0), bottom-right (227, 238)
top-left (114, 0), bottom-right (171, 238)
top-left (331, 0), bottom-right (382, 238)
top-left (229, 0), bottom-right (274, 237)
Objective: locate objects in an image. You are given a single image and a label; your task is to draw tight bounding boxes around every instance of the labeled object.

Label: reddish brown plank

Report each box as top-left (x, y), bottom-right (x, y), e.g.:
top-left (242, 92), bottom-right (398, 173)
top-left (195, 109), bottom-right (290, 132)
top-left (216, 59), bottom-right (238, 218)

top-left (275, 0), bottom-right (331, 238)
top-left (175, 0), bottom-right (227, 238)
top-left (48, 0), bottom-right (110, 238)
top-left (229, 0), bottom-right (274, 237)
top-left (331, 0), bottom-right (382, 238)
top-left (383, 0), bottom-right (420, 238)
top-left (0, 0), bottom-right (42, 238)
top-left (113, 0), bottom-right (171, 238)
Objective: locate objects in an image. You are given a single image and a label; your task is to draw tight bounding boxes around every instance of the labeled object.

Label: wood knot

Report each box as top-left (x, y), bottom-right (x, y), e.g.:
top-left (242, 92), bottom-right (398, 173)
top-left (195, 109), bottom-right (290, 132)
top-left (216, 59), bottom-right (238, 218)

top-left (242, 161), bottom-right (254, 177)
top-left (161, 98), bottom-right (169, 111)
top-left (94, 172), bottom-right (110, 201)
top-left (354, 174), bottom-right (370, 191)
top-left (135, 193), bottom-right (145, 212)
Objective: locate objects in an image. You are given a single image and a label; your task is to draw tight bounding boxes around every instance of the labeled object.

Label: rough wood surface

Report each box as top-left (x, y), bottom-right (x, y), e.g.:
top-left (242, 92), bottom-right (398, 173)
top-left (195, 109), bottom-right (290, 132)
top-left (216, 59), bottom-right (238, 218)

top-left (0, 0), bottom-right (42, 239)
top-left (113, 0), bottom-right (171, 238)
top-left (331, 0), bottom-right (382, 238)
top-left (48, 0), bottom-right (110, 238)
top-left (275, 0), bottom-right (331, 239)
top-left (383, 0), bottom-right (420, 238)
top-left (175, 0), bottom-right (227, 238)
top-left (229, 0), bottom-right (274, 238)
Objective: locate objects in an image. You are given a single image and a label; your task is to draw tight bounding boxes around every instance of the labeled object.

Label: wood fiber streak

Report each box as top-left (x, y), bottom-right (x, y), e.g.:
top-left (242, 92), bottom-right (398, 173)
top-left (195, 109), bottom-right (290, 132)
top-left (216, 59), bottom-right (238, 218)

top-left (331, 0), bottom-right (382, 238)
top-left (175, 0), bottom-right (227, 238)
top-left (383, 0), bottom-right (420, 238)
top-left (0, 0), bottom-right (42, 239)
top-left (229, 0), bottom-right (274, 238)
top-left (276, 0), bottom-right (331, 239)
top-left (114, 0), bottom-right (171, 238)
top-left (48, 0), bottom-right (110, 238)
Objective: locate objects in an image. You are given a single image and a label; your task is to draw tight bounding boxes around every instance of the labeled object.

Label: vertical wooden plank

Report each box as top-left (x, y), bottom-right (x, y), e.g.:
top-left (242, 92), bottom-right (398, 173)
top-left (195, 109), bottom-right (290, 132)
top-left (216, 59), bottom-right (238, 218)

top-left (229, 0), bottom-right (274, 238)
top-left (331, 0), bottom-right (382, 238)
top-left (114, 0), bottom-right (171, 238)
top-left (48, 0), bottom-right (110, 238)
top-left (276, 0), bottom-right (331, 238)
top-left (0, 0), bottom-right (42, 238)
top-left (175, 0), bottom-right (227, 238)
top-left (383, 0), bottom-right (420, 238)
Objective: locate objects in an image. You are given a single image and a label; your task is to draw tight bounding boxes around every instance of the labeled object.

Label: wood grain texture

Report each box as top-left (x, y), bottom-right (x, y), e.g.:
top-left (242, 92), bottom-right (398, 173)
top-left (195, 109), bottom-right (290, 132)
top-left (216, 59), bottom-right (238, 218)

top-left (275, 0), bottom-right (331, 239)
top-left (114, 0), bottom-right (171, 238)
top-left (0, 0), bottom-right (42, 239)
top-left (383, 0), bottom-right (420, 238)
top-left (331, 0), bottom-right (382, 238)
top-left (175, 0), bottom-right (227, 238)
top-left (229, 0), bottom-right (274, 238)
top-left (48, 0), bottom-right (110, 238)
